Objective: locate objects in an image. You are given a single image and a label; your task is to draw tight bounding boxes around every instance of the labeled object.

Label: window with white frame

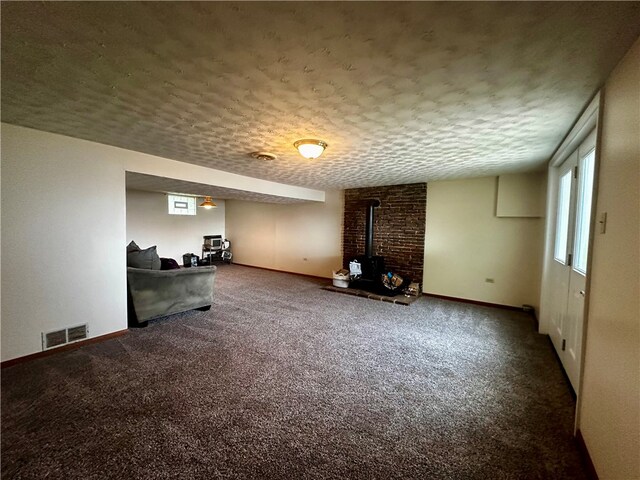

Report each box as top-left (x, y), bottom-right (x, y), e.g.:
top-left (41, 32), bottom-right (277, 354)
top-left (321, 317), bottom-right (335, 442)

top-left (167, 195), bottom-right (196, 215)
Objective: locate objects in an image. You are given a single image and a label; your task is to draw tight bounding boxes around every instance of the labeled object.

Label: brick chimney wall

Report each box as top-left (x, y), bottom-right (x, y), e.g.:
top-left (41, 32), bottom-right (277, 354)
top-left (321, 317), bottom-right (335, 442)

top-left (343, 183), bottom-right (426, 286)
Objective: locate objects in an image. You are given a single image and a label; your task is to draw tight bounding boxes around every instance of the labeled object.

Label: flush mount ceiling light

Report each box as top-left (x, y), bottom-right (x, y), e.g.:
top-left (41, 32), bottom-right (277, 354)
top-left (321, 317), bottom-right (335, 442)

top-left (294, 139), bottom-right (328, 159)
top-left (199, 196), bottom-right (217, 209)
top-left (250, 151), bottom-right (277, 161)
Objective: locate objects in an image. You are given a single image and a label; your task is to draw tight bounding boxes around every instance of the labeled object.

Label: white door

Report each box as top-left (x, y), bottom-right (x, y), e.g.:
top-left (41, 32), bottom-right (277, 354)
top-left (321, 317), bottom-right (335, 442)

top-left (549, 130), bottom-right (597, 393)
top-left (549, 153), bottom-right (578, 361)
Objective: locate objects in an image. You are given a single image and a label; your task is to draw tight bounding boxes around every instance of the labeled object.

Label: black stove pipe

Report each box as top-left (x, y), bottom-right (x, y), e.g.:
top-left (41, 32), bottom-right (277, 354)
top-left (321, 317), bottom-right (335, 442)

top-left (365, 199), bottom-right (381, 258)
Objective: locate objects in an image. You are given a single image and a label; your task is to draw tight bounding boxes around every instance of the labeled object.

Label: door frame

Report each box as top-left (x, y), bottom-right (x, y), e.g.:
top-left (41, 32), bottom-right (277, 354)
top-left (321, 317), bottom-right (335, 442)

top-left (539, 91), bottom-right (602, 430)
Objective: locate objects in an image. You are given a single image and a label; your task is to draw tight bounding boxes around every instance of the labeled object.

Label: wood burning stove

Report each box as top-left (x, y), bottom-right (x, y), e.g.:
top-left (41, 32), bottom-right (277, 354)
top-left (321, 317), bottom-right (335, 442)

top-left (351, 199), bottom-right (386, 292)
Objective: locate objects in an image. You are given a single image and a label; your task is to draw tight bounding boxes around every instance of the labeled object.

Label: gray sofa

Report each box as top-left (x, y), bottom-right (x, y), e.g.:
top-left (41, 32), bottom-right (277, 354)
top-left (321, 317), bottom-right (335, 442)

top-left (127, 265), bottom-right (217, 325)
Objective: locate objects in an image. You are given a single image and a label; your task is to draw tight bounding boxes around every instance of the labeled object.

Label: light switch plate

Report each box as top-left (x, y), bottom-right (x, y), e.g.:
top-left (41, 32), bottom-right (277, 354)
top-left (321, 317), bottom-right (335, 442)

top-left (598, 212), bottom-right (607, 234)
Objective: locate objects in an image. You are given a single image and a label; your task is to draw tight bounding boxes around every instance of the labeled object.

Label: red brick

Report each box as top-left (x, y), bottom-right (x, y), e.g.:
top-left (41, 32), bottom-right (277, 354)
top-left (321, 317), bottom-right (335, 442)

top-left (343, 183), bottom-right (426, 287)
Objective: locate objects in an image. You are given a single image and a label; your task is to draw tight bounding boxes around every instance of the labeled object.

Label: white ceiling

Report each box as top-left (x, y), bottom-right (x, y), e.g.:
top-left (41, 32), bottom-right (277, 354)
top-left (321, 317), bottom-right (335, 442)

top-left (2, 2), bottom-right (639, 191)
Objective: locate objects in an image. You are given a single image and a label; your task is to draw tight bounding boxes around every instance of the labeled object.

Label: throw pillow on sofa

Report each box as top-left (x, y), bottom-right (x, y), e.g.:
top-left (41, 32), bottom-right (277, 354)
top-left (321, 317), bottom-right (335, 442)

top-left (160, 258), bottom-right (180, 270)
top-left (127, 244), bottom-right (161, 270)
top-left (127, 240), bottom-right (140, 253)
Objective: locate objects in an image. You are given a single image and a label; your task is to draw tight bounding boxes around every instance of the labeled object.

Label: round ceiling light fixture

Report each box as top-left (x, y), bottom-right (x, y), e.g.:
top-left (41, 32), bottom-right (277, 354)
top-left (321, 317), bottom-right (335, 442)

top-left (250, 151), bottom-right (277, 161)
top-left (294, 139), bottom-right (328, 159)
top-left (199, 196), bottom-right (217, 209)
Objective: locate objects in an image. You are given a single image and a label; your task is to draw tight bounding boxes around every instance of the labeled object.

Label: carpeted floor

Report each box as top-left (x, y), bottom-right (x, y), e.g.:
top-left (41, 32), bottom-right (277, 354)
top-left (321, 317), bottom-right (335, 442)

top-left (1, 265), bottom-right (586, 479)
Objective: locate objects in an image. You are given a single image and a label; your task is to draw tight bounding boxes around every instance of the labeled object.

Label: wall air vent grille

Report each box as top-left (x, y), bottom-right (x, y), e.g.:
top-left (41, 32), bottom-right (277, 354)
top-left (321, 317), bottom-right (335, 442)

top-left (250, 151), bottom-right (277, 161)
top-left (43, 329), bottom-right (67, 349)
top-left (67, 325), bottom-right (88, 342)
top-left (42, 324), bottom-right (89, 350)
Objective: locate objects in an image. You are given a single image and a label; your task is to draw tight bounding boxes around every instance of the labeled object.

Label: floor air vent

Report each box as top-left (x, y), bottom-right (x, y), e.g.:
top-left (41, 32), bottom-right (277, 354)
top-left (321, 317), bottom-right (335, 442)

top-left (42, 324), bottom-right (88, 350)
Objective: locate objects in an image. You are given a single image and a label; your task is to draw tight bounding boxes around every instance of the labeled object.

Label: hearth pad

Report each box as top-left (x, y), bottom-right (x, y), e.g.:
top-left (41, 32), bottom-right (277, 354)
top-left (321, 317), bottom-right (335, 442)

top-left (322, 285), bottom-right (420, 306)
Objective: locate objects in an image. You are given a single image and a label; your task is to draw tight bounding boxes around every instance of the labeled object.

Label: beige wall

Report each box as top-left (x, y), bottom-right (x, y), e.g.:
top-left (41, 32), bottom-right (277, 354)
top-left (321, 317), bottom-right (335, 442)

top-left (126, 190), bottom-right (225, 263)
top-left (423, 176), bottom-right (545, 309)
top-left (225, 191), bottom-right (343, 278)
top-left (578, 38), bottom-right (639, 479)
top-left (496, 172), bottom-right (546, 217)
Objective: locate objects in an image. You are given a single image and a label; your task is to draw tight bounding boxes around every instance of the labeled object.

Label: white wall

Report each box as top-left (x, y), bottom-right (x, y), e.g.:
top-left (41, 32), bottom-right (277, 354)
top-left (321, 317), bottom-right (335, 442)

top-left (1, 124), bottom-right (127, 362)
top-left (126, 190), bottom-right (225, 262)
top-left (225, 191), bottom-right (343, 278)
top-left (125, 148), bottom-right (324, 202)
top-left (423, 176), bottom-right (545, 309)
top-left (578, 38), bottom-right (639, 480)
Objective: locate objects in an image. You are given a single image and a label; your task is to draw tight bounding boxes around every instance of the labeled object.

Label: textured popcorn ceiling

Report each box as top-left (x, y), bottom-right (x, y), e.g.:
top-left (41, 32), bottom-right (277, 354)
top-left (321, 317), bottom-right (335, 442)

top-left (2, 2), bottom-right (640, 190)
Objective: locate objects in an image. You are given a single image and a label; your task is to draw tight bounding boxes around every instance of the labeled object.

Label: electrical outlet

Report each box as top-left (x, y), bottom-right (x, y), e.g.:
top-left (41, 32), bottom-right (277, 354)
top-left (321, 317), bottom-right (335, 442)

top-left (485, 278), bottom-right (495, 283)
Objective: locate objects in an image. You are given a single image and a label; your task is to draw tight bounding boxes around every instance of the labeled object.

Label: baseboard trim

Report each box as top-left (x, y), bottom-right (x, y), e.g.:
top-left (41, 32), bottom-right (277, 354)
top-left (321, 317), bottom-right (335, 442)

top-left (231, 262), bottom-right (330, 282)
top-left (1, 329), bottom-right (128, 369)
top-left (422, 292), bottom-right (524, 312)
top-left (576, 429), bottom-right (599, 480)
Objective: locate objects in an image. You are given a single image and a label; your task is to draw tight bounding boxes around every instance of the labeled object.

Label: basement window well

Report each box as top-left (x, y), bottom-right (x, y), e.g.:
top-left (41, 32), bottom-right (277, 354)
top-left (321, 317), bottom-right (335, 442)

top-left (168, 195), bottom-right (196, 216)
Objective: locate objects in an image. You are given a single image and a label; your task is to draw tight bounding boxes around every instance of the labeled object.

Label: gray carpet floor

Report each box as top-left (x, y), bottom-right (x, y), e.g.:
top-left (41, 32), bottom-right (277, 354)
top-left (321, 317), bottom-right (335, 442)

top-left (1, 264), bottom-right (586, 479)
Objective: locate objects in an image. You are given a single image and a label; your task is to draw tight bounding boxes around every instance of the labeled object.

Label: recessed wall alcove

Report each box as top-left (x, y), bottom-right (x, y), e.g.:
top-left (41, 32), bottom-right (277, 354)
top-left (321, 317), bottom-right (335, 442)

top-left (343, 183), bottom-right (427, 285)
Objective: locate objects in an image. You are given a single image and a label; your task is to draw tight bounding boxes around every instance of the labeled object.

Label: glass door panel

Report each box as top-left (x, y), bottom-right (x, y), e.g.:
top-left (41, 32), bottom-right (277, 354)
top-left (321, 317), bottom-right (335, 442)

top-left (573, 149), bottom-right (596, 275)
top-left (554, 166), bottom-right (574, 264)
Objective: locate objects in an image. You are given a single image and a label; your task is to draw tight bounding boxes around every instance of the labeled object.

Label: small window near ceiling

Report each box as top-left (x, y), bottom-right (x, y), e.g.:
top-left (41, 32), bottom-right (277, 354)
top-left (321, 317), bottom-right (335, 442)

top-left (168, 195), bottom-right (196, 215)
top-left (573, 149), bottom-right (596, 274)
top-left (554, 170), bottom-right (572, 264)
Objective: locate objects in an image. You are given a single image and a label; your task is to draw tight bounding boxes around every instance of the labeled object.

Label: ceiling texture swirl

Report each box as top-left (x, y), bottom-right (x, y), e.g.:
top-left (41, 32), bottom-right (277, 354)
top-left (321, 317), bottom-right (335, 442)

top-left (2, 2), bottom-right (640, 190)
